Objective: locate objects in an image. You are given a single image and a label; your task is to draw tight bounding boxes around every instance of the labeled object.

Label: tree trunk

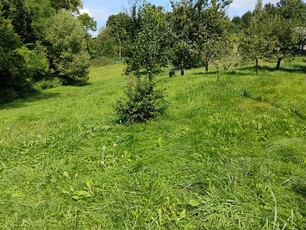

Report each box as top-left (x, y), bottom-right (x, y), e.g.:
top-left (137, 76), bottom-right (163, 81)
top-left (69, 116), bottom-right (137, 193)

top-left (204, 56), bottom-right (209, 72)
top-left (276, 57), bottom-right (283, 70)
top-left (255, 58), bottom-right (259, 75)
top-left (180, 60), bottom-right (184, 76)
top-left (205, 63), bottom-right (209, 72)
top-left (119, 40), bottom-right (122, 61)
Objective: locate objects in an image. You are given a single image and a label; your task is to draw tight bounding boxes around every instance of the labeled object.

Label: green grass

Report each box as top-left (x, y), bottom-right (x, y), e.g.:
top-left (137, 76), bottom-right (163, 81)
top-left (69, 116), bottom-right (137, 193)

top-left (0, 61), bottom-right (305, 229)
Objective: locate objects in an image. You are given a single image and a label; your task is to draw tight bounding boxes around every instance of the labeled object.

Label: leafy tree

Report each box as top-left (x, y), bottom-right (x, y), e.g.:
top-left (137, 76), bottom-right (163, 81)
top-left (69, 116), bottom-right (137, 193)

top-left (45, 10), bottom-right (90, 84)
top-left (239, 0), bottom-right (272, 74)
top-left (26, 0), bottom-right (55, 40)
top-left (18, 44), bottom-right (49, 81)
top-left (170, 0), bottom-right (232, 73)
top-left (172, 41), bottom-right (193, 75)
top-left (0, 10), bottom-right (30, 102)
top-left (231, 11), bottom-right (252, 31)
top-left (269, 15), bottom-right (299, 70)
top-left (95, 27), bottom-right (117, 58)
top-left (51, 0), bottom-right (82, 12)
top-left (116, 3), bottom-right (169, 123)
top-left (239, 0), bottom-right (303, 71)
top-left (240, 11), bottom-right (252, 29)
top-left (126, 3), bottom-right (170, 80)
top-left (106, 13), bottom-right (132, 60)
top-left (295, 27), bottom-right (306, 52)
top-left (77, 13), bottom-right (97, 59)
top-left (170, 0), bottom-right (197, 73)
top-left (259, 0), bottom-right (305, 69)
top-left (0, 0), bottom-right (34, 43)
top-left (277, 0), bottom-right (306, 22)
top-left (78, 13), bottom-right (97, 33)
top-left (197, 0), bottom-right (232, 72)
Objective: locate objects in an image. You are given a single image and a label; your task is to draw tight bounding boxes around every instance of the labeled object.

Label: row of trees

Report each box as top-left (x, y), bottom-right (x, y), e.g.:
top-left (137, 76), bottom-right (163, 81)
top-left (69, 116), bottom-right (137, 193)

top-left (106, 0), bottom-right (305, 123)
top-left (0, 0), bottom-right (96, 102)
top-left (96, 0), bottom-right (306, 74)
top-left (238, 0), bottom-right (306, 73)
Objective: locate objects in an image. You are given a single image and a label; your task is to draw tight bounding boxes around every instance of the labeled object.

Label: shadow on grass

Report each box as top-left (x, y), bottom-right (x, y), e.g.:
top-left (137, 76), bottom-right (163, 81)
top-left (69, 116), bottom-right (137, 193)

top-left (0, 91), bottom-right (61, 110)
top-left (240, 65), bottom-right (273, 71)
top-left (294, 183), bottom-right (306, 199)
top-left (290, 64), bottom-right (306, 73)
top-left (193, 71), bottom-right (218, 76)
top-left (237, 64), bottom-right (306, 74)
top-left (194, 70), bottom-right (253, 77)
top-left (70, 81), bottom-right (93, 87)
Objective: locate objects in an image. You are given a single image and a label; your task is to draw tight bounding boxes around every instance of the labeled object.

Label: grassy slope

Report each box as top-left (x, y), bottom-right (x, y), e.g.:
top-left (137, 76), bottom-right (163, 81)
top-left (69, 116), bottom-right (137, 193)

top-left (0, 62), bottom-right (305, 229)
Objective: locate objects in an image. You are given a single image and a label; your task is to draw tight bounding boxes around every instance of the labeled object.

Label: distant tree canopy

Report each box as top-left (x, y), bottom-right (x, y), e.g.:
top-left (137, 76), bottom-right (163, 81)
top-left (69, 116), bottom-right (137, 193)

top-left (1, 0), bottom-right (306, 104)
top-left (0, 0), bottom-right (96, 102)
top-left (115, 2), bottom-right (169, 123)
top-left (0, 10), bottom-right (29, 102)
top-left (51, 0), bottom-right (82, 12)
top-left (93, 0), bottom-right (305, 73)
top-left (234, 0), bottom-right (306, 70)
top-left (45, 10), bottom-right (90, 85)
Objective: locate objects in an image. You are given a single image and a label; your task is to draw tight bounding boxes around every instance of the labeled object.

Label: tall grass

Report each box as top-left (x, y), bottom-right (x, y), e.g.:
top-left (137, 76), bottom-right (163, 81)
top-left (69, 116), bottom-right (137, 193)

top-left (0, 62), bottom-right (305, 229)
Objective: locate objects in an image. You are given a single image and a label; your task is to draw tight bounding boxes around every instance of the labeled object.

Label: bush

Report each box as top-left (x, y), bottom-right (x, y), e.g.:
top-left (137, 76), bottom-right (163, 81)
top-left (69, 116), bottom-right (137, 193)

top-left (0, 12), bottom-right (33, 103)
top-left (0, 87), bottom-right (18, 103)
top-left (116, 77), bottom-right (167, 124)
top-left (45, 10), bottom-right (90, 85)
top-left (18, 45), bottom-right (49, 82)
top-left (33, 78), bottom-right (62, 90)
top-left (0, 84), bottom-right (34, 104)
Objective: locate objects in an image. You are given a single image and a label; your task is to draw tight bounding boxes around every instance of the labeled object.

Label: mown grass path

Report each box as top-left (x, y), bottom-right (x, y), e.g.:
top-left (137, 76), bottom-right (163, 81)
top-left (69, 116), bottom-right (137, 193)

top-left (0, 63), bottom-right (305, 229)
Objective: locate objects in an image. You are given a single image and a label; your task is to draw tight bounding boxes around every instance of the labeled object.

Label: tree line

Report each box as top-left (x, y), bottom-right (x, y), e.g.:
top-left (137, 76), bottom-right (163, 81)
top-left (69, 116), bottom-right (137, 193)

top-left (96, 0), bottom-right (306, 74)
top-left (97, 0), bottom-right (305, 123)
top-left (0, 0), bottom-right (96, 103)
top-left (1, 0), bottom-right (305, 118)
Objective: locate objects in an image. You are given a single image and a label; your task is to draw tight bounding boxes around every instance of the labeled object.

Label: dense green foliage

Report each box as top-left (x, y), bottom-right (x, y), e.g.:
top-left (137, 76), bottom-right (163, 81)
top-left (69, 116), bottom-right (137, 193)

top-left (0, 61), bottom-right (305, 228)
top-left (45, 10), bottom-right (90, 85)
top-left (0, 11), bottom-right (30, 103)
top-left (0, 0), bottom-right (95, 102)
top-left (116, 78), bottom-right (166, 123)
top-left (235, 0), bottom-right (306, 69)
top-left (2, 0), bottom-right (305, 104)
top-left (115, 3), bottom-right (169, 123)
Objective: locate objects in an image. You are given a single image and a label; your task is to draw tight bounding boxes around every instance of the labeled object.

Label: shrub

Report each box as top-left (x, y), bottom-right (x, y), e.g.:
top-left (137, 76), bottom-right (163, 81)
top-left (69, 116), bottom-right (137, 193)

top-left (116, 77), bottom-right (167, 124)
top-left (33, 78), bottom-right (62, 90)
top-left (18, 45), bottom-right (49, 82)
top-left (0, 13), bottom-right (33, 103)
top-left (45, 10), bottom-right (90, 85)
top-left (0, 87), bottom-right (18, 103)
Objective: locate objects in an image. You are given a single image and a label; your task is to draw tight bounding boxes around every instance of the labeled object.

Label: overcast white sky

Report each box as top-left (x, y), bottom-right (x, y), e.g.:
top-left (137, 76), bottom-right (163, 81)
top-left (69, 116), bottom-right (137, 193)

top-left (81, 0), bottom-right (284, 36)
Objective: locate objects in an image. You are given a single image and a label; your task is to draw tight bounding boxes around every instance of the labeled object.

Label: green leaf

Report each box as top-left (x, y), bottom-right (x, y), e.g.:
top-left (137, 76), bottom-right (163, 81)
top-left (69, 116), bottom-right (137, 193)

top-left (63, 171), bottom-right (70, 179)
top-left (189, 199), bottom-right (200, 207)
top-left (74, 190), bottom-right (91, 197)
top-left (180, 209), bottom-right (186, 218)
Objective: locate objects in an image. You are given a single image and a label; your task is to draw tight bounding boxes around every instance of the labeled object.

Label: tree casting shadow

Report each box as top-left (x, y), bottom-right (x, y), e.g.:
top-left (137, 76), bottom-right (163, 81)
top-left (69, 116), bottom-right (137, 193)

top-left (0, 91), bottom-right (61, 110)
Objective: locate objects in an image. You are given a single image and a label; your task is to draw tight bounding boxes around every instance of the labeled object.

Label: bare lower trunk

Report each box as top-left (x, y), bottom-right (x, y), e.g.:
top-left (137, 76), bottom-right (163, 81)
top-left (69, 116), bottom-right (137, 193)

top-left (255, 58), bottom-right (259, 75)
top-left (119, 41), bottom-right (122, 61)
top-left (180, 60), bottom-right (184, 76)
top-left (213, 62), bottom-right (220, 81)
top-left (204, 56), bottom-right (209, 72)
top-left (276, 57), bottom-right (283, 70)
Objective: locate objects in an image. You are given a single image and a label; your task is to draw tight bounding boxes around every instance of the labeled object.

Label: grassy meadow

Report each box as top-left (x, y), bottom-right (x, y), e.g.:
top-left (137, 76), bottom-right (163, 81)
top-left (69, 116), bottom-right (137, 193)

top-left (0, 61), bottom-right (306, 229)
